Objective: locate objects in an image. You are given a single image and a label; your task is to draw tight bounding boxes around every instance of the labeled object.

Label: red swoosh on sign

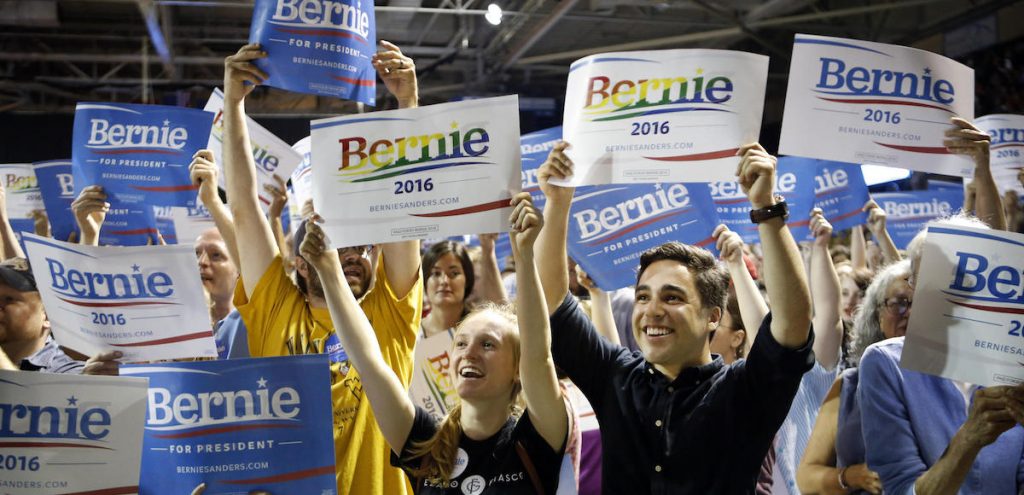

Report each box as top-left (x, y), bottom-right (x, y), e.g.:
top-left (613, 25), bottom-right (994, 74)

top-left (583, 209), bottom-right (688, 246)
top-left (57, 297), bottom-right (179, 308)
top-left (873, 142), bottom-right (950, 154)
top-left (331, 75), bottom-right (375, 87)
top-left (643, 148), bottom-right (740, 162)
top-left (949, 299), bottom-right (1024, 315)
top-left (817, 97), bottom-right (953, 113)
top-left (153, 423), bottom-right (299, 439)
top-left (410, 198), bottom-right (511, 218)
top-left (58, 486), bottom-right (138, 495)
top-left (273, 27), bottom-right (367, 44)
top-left (221, 465), bottom-right (336, 485)
top-left (0, 441), bottom-right (112, 450)
top-left (93, 149), bottom-right (179, 155)
top-left (109, 330), bottom-right (214, 347)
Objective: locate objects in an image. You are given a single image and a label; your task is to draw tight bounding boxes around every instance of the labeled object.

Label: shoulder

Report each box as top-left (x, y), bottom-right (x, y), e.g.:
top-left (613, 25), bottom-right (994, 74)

top-left (860, 338), bottom-right (904, 373)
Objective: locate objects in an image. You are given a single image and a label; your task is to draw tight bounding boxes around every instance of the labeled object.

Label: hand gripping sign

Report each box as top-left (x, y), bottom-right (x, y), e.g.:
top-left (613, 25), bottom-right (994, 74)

top-left (871, 190), bottom-right (964, 249)
top-left (311, 95), bottom-right (521, 247)
top-left (779, 34), bottom-right (975, 176)
top-left (121, 355), bottom-right (336, 495)
top-left (72, 102), bottom-right (215, 207)
top-left (204, 88), bottom-right (302, 212)
top-left (22, 233), bottom-right (217, 362)
top-left (557, 49), bottom-right (769, 186)
top-left (248, 0), bottom-right (376, 104)
top-left (566, 183), bottom-right (722, 291)
top-left (775, 158), bottom-right (870, 241)
top-left (901, 225), bottom-right (1024, 386)
top-left (706, 161), bottom-right (818, 244)
top-left (0, 369), bottom-right (147, 495)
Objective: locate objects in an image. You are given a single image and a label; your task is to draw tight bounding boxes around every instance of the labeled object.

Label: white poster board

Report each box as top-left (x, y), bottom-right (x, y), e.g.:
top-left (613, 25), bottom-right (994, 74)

top-left (557, 49), bottom-right (768, 185)
top-left (0, 163), bottom-right (44, 221)
top-left (311, 96), bottom-right (521, 247)
top-left (22, 233), bottom-right (217, 362)
top-left (976, 114), bottom-right (1024, 195)
top-left (901, 224), bottom-right (1024, 386)
top-left (780, 34), bottom-right (975, 176)
top-left (0, 370), bottom-right (147, 495)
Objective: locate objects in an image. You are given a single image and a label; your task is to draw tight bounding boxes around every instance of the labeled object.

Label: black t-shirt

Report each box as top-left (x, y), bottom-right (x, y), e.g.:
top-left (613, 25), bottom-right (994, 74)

top-left (392, 406), bottom-right (564, 495)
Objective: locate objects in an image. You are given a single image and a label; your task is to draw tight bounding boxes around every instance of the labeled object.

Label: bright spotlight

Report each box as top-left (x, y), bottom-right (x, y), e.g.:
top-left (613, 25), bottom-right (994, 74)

top-left (485, 3), bottom-right (502, 25)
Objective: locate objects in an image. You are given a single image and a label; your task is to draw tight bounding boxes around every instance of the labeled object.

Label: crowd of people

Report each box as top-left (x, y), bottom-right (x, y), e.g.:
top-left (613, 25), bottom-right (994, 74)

top-left (3, 38), bottom-right (1024, 495)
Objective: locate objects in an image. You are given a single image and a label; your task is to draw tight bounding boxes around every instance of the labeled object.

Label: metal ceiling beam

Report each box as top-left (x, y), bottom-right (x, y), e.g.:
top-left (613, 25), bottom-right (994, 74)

top-left (499, 0), bottom-right (580, 69)
top-left (136, 0), bottom-right (176, 76)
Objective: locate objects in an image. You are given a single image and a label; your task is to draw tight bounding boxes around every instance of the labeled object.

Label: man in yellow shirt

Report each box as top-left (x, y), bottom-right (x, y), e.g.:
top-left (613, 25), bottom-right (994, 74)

top-left (220, 42), bottom-right (423, 495)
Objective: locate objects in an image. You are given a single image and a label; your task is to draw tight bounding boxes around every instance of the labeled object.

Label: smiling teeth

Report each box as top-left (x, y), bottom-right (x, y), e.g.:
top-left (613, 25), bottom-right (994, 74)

top-left (459, 367), bottom-right (483, 378)
top-left (646, 327), bottom-right (672, 336)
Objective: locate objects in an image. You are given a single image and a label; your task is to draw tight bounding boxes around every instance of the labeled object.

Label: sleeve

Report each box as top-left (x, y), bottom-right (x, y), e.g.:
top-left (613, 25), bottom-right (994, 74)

top-left (549, 292), bottom-right (632, 401)
top-left (360, 250), bottom-right (423, 385)
top-left (858, 344), bottom-right (926, 495)
top-left (515, 410), bottom-right (568, 491)
top-left (739, 313), bottom-right (816, 412)
top-left (232, 255), bottom-right (303, 357)
top-left (391, 406), bottom-right (440, 469)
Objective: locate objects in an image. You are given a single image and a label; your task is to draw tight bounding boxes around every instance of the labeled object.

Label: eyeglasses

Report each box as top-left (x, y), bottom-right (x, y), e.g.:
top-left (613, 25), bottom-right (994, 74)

top-left (884, 297), bottom-right (912, 316)
top-left (338, 245), bottom-right (374, 260)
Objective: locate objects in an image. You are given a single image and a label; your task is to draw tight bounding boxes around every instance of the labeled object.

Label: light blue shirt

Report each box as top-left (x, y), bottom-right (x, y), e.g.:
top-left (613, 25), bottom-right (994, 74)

top-left (214, 309), bottom-right (250, 360)
top-left (773, 361), bottom-right (839, 495)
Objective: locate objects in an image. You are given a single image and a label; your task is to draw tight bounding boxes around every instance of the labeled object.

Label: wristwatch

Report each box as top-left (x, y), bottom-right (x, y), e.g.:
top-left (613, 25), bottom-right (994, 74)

top-left (750, 195), bottom-right (788, 224)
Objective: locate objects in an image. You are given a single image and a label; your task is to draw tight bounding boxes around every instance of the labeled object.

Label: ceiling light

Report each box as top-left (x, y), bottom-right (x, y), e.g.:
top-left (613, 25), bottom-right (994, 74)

top-left (485, 3), bottom-right (502, 25)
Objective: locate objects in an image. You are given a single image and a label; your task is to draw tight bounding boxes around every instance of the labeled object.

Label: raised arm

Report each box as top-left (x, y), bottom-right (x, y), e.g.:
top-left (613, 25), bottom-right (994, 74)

top-left (190, 150), bottom-right (241, 270)
top-left (474, 233), bottom-right (509, 305)
top-left (0, 182), bottom-right (25, 259)
top-left (737, 143), bottom-right (812, 348)
top-left (31, 209), bottom-right (50, 238)
top-left (221, 44), bottom-right (278, 297)
top-left (300, 215), bottom-right (415, 454)
top-left (535, 142), bottom-right (576, 313)
top-left (863, 199), bottom-right (900, 265)
top-left (946, 117), bottom-right (1006, 231)
top-left (850, 225), bottom-right (867, 271)
top-left (576, 266), bottom-right (620, 346)
top-left (71, 185), bottom-right (108, 247)
top-left (265, 175), bottom-right (290, 263)
top-left (713, 224), bottom-right (767, 356)
top-left (510, 192), bottom-right (568, 451)
top-left (809, 209), bottom-right (843, 370)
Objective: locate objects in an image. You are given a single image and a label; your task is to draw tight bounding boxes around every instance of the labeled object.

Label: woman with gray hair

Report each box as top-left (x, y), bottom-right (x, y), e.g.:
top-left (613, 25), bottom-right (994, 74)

top-left (798, 259), bottom-right (911, 494)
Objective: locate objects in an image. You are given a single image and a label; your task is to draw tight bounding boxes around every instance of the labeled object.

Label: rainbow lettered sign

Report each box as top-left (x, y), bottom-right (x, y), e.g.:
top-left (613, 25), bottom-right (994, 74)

top-left (901, 225), bottom-right (1024, 386)
top-left (122, 355), bottom-right (336, 495)
top-left (557, 49), bottom-right (768, 186)
top-left (0, 369), bottom-right (148, 495)
top-left (249, 0), bottom-right (376, 104)
top-left (22, 233), bottom-right (216, 362)
top-left (780, 34), bottom-right (975, 176)
top-left (0, 163), bottom-right (44, 244)
top-left (72, 102), bottom-right (214, 207)
top-left (311, 95), bottom-right (521, 247)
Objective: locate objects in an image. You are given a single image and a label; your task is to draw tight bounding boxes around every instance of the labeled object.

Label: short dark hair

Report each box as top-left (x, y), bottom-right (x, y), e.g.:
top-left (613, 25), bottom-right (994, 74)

top-left (636, 242), bottom-right (729, 312)
top-left (422, 240), bottom-right (475, 300)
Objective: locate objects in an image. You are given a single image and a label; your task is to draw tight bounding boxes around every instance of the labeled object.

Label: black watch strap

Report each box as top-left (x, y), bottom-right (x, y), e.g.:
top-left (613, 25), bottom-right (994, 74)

top-left (750, 200), bottom-right (789, 224)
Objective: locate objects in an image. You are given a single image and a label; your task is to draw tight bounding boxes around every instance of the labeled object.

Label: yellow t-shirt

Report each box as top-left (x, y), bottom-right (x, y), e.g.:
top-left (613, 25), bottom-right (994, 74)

top-left (234, 254), bottom-right (421, 495)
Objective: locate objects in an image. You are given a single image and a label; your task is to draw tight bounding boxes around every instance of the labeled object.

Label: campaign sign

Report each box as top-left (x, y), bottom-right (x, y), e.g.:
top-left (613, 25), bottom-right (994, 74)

top-left (22, 233), bottom-right (217, 362)
top-left (779, 34), bottom-right (975, 176)
top-left (33, 159), bottom-right (78, 242)
top-left (0, 369), bottom-right (147, 495)
top-left (566, 183), bottom-right (722, 290)
top-left (976, 114), bottom-right (1024, 171)
top-left (121, 355), bottom-right (336, 495)
top-left (0, 163), bottom-right (44, 223)
top-left (558, 49), bottom-right (769, 186)
top-left (153, 206), bottom-right (178, 244)
top-left (290, 136), bottom-right (313, 216)
top-left (72, 102), bottom-right (214, 207)
top-left (170, 206), bottom-right (218, 247)
top-left (871, 189), bottom-right (963, 249)
top-left (98, 201), bottom-right (164, 247)
top-left (311, 95), bottom-right (521, 247)
top-left (204, 88), bottom-right (302, 212)
top-left (410, 330), bottom-right (458, 423)
top-left (901, 225), bottom-right (1024, 386)
top-left (706, 160), bottom-right (817, 243)
top-left (780, 157), bottom-right (870, 240)
top-left (248, 0), bottom-right (376, 104)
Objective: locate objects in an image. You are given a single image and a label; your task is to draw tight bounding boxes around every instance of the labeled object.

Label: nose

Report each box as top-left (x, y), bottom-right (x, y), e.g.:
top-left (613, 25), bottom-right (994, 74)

top-left (197, 251), bottom-right (210, 267)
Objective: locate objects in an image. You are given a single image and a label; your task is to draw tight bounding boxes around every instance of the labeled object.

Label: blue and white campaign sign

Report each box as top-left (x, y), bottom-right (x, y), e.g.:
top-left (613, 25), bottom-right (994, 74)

top-left (248, 0), bottom-right (376, 104)
top-left (566, 183), bottom-right (721, 290)
top-left (557, 49), bottom-right (769, 186)
top-left (121, 355), bottom-right (336, 495)
top-left (783, 158), bottom-right (870, 239)
top-left (170, 205), bottom-right (217, 246)
top-left (204, 88), bottom-right (302, 212)
top-left (33, 159), bottom-right (78, 242)
top-left (901, 225), bottom-right (1024, 386)
top-left (311, 95), bottom-right (521, 247)
top-left (976, 114), bottom-right (1024, 195)
top-left (22, 233), bottom-right (216, 362)
top-left (871, 189), bottom-right (963, 249)
top-left (153, 206), bottom-right (178, 244)
top-left (707, 161), bottom-right (817, 243)
top-left (779, 34), bottom-right (975, 176)
top-left (72, 102), bottom-right (214, 207)
top-left (289, 136), bottom-right (313, 215)
top-left (98, 201), bottom-right (164, 247)
top-left (0, 369), bottom-right (148, 495)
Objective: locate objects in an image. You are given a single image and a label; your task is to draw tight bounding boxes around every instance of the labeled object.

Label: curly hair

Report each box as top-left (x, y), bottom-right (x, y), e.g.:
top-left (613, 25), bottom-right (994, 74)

top-left (850, 259), bottom-right (911, 364)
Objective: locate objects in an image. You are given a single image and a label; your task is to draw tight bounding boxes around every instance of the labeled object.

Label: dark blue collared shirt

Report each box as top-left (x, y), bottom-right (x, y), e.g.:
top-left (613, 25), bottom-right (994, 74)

top-left (19, 338), bottom-right (85, 374)
top-left (550, 293), bottom-right (814, 495)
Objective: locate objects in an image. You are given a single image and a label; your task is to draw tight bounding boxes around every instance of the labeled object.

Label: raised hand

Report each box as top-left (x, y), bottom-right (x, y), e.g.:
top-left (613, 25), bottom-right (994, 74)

top-left (944, 117), bottom-right (991, 166)
top-left (223, 44), bottom-right (268, 104)
top-left (71, 185), bottom-right (109, 245)
top-left (265, 175), bottom-right (288, 220)
top-left (713, 224), bottom-right (745, 265)
top-left (298, 215), bottom-right (340, 275)
top-left (809, 208), bottom-right (833, 247)
top-left (862, 199), bottom-right (887, 239)
top-left (372, 40), bottom-right (417, 107)
top-left (189, 150), bottom-right (221, 207)
top-left (509, 192), bottom-right (544, 258)
top-left (83, 350), bottom-right (122, 376)
top-left (31, 209), bottom-right (50, 237)
top-left (736, 143), bottom-right (778, 209)
top-left (537, 141), bottom-right (575, 205)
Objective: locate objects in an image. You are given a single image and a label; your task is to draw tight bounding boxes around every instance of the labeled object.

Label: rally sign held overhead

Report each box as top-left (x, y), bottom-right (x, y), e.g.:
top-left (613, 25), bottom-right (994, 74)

top-left (779, 34), bottom-right (975, 176)
top-left (311, 95), bottom-right (521, 247)
top-left (0, 163), bottom-right (44, 243)
top-left (122, 355), bottom-right (336, 495)
top-left (22, 233), bottom-right (217, 362)
top-left (410, 330), bottom-right (458, 423)
top-left (707, 161), bottom-right (817, 244)
top-left (249, 0), bottom-right (376, 104)
top-left (204, 88), bottom-right (302, 211)
top-left (871, 189), bottom-right (964, 249)
top-left (72, 102), bottom-right (214, 207)
top-left (33, 159), bottom-right (78, 242)
top-left (901, 225), bottom-right (1024, 386)
top-left (558, 49), bottom-right (769, 186)
top-left (0, 370), bottom-right (148, 495)
top-left (976, 114), bottom-right (1024, 194)
top-left (567, 183), bottom-right (722, 290)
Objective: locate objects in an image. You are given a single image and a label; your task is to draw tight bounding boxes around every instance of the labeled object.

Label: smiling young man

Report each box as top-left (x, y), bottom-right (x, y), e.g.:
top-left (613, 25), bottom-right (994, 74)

top-left (534, 142), bottom-right (814, 494)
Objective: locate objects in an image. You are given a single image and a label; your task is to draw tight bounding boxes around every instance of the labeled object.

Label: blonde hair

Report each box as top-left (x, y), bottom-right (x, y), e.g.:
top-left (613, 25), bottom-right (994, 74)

top-left (407, 303), bottom-right (523, 484)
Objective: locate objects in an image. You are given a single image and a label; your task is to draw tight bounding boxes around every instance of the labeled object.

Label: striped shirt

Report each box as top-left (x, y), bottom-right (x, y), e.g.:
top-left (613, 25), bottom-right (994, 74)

top-left (19, 337), bottom-right (85, 374)
top-left (772, 362), bottom-right (839, 495)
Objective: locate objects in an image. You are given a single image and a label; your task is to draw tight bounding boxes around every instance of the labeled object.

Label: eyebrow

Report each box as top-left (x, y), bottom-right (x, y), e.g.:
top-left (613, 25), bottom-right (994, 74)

top-left (635, 284), bottom-right (687, 294)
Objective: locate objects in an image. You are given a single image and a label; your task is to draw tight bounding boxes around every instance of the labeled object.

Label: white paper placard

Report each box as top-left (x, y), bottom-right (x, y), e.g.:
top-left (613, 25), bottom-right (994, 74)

top-left (556, 49), bottom-right (768, 185)
top-left (0, 369), bottom-right (148, 495)
top-left (901, 224), bottom-right (1024, 386)
top-left (310, 96), bottom-right (521, 247)
top-left (780, 34), bottom-right (975, 176)
top-left (0, 163), bottom-right (44, 220)
top-left (22, 233), bottom-right (216, 362)
top-left (976, 114), bottom-right (1024, 172)
top-left (169, 205), bottom-right (218, 246)
top-left (204, 88), bottom-right (302, 210)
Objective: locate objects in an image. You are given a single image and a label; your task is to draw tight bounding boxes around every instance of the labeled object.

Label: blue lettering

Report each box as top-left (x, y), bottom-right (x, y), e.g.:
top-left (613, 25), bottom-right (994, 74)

top-left (817, 57), bottom-right (845, 89)
top-left (815, 57), bottom-right (955, 106)
top-left (988, 265), bottom-right (1021, 300)
top-left (46, 258), bottom-right (175, 300)
top-left (950, 252), bottom-right (987, 292)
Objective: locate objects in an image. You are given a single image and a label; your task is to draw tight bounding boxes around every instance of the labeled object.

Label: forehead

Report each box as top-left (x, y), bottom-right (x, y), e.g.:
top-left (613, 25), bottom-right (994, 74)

top-left (431, 252), bottom-right (463, 269)
top-left (455, 311), bottom-right (513, 339)
top-left (194, 232), bottom-right (226, 249)
top-left (637, 259), bottom-right (699, 293)
top-left (885, 276), bottom-right (912, 297)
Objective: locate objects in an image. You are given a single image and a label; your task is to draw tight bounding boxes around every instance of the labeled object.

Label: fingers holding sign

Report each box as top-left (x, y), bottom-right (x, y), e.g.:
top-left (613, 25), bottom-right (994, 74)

top-left (509, 192), bottom-right (544, 259)
top-left (735, 143), bottom-right (778, 209)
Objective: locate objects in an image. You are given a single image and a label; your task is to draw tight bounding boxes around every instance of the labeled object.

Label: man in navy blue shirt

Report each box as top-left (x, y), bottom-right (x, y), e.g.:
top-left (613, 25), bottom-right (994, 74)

top-left (534, 142), bottom-right (815, 494)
